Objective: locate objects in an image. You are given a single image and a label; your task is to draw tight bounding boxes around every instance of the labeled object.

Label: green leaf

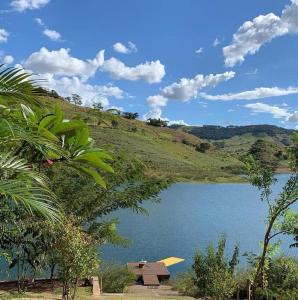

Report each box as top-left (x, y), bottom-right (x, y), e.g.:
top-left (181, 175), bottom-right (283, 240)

top-left (76, 166), bottom-right (106, 188)
top-left (74, 152), bottom-right (114, 173)
top-left (51, 120), bottom-right (86, 134)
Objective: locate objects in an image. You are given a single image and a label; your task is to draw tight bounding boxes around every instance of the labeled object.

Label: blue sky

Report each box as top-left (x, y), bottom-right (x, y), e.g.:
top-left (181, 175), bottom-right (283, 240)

top-left (1, 0), bottom-right (298, 127)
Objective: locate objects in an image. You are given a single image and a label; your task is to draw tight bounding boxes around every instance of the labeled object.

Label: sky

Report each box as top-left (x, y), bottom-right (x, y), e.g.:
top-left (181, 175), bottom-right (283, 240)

top-left (1, 0), bottom-right (298, 128)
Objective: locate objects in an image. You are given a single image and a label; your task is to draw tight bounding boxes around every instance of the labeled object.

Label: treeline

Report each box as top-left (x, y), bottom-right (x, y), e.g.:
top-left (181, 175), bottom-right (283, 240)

top-left (178, 125), bottom-right (293, 141)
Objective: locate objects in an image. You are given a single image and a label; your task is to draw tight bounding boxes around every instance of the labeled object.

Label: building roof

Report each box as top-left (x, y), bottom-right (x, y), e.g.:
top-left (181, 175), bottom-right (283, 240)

top-left (142, 274), bottom-right (160, 286)
top-left (127, 262), bottom-right (170, 277)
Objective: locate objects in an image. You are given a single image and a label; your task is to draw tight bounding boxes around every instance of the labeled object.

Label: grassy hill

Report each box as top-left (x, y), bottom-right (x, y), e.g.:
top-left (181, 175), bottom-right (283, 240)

top-left (42, 98), bottom-right (243, 182)
top-left (174, 125), bottom-right (293, 157)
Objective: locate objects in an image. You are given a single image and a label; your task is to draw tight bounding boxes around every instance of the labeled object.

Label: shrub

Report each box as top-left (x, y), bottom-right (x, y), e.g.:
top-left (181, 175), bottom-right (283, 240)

top-left (192, 236), bottom-right (239, 299)
top-left (171, 270), bottom-right (199, 297)
top-left (99, 263), bottom-right (136, 293)
top-left (195, 142), bottom-right (211, 153)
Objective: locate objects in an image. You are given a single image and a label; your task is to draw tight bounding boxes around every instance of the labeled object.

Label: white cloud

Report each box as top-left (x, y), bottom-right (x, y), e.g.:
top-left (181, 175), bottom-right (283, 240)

top-left (147, 95), bottom-right (168, 108)
top-left (244, 102), bottom-right (298, 123)
top-left (35, 18), bottom-right (62, 41)
top-left (167, 119), bottom-right (189, 126)
top-left (11, 0), bottom-right (50, 12)
top-left (200, 86), bottom-right (298, 101)
top-left (213, 38), bottom-right (220, 47)
top-left (43, 29), bottom-right (61, 41)
top-left (224, 0), bottom-right (298, 67)
top-left (24, 47), bottom-right (104, 79)
top-left (2, 55), bottom-right (14, 64)
top-left (113, 41), bottom-right (137, 54)
top-left (0, 29), bottom-right (9, 43)
top-left (245, 102), bottom-right (291, 119)
top-left (143, 107), bottom-right (162, 120)
top-left (103, 57), bottom-right (165, 83)
top-left (195, 47), bottom-right (203, 54)
top-left (143, 71), bottom-right (235, 121)
top-left (40, 73), bottom-right (124, 107)
top-left (162, 71), bottom-right (235, 101)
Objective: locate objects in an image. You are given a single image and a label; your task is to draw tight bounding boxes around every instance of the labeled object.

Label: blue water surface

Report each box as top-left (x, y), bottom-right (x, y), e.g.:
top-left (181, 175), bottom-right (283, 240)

top-left (101, 174), bottom-right (298, 275)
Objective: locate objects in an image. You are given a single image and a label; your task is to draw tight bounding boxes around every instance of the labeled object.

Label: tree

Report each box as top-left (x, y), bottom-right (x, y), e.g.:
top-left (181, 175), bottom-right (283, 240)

top-left (92, 102), bottom-right (104, 111)
top-left (147, 118), bottom-right (168, 127)
top-left (71, 94), bottom-right (82, 106)
top-left (192, 236), bottom-right (239, 299)
top-left (244, 138), bottom-right (298, 295)
top-left (248, 139), bottom-right (281, 170)
top-left (44, 151), bottom-right (170, 246)
top-left (111, 120), bottom-right (119, 128)
top-left (195, 142), bottom-right (211, 153)
top-left (122, 112), bottom-right (139, 119)
top-left (54, 220), bottom-right (99, 300)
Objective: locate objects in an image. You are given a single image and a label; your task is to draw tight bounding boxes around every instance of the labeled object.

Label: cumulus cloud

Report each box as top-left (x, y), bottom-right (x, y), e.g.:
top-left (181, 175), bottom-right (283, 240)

top-left (162, 71), bottom-right (235, 101)
top-left (143, 107), bottom-right (162, 120)
top-left (2, 55), bottom-right (14, 64)
top-left (24, 47), bottom-right (104, 79)
top-left (113, 41), bottom-right (137, 54)
top-left (103, 57), bottom-right (165, 83)
top-left (11, 0), bottom-right (50, 12)
top-left (147, 95), bottom-right (168, 108)
top-left (0, 29), bottom-right (9, 43)
top-left (40, 73), bottom-right (124, 107)
top-left (143, 71), bottom-right (235, 120)
top-left (223, 0), bottom-right (298, 67)
top-left (200, 86), bottom-right (298, 101)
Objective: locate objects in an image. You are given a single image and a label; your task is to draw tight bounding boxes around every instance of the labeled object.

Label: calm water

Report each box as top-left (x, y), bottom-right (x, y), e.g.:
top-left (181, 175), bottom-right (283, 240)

top-left (102, 174), bottom-right (298, 274)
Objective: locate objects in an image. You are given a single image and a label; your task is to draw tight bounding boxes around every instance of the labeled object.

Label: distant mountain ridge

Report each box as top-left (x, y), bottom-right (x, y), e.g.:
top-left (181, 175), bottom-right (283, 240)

top-left (171, 124), bottom-right (293, 141)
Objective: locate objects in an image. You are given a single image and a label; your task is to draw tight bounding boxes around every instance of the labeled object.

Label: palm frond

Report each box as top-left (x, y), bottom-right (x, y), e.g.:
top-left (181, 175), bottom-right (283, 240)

top-left (0, 65), bottom-right (44, 105)
top-left (0, 179), bottom-right (60, 222)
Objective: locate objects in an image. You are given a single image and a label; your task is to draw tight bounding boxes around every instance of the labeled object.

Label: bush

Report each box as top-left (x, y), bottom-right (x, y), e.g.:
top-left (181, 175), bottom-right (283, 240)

top-left (195, 142), bottom-right (211, 153)
top-left (99, 263), bottom-right (136, 293)
top-left (192, 236), bottom-right (239, 299)
top-left (267, 255), bottom-right (298, 297)
top-left (171, 270), bottom-right (199, 297)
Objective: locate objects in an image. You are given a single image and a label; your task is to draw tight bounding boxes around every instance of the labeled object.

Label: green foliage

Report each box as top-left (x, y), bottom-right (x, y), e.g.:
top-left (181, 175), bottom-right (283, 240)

top-left (195, 142), bottom-right (211, 153)
top-left (244, 139), bottom-right (298, 293)
top-left (99, 263), bottom-right (136, 293)
top-left (45, 150), bottom-right (170, 245)
top-left (249, 139), bottom-right (281, 170)
top-left (122, 112), bottom-right (139, 119)
top-left (54, 221), bottom-right (99, 300)
top-left (147, 118), bottom-right (168, 127)
top-left (191, 236), bottom-right (239, 299)
top-left (171, 270), bottom-right (199, 298)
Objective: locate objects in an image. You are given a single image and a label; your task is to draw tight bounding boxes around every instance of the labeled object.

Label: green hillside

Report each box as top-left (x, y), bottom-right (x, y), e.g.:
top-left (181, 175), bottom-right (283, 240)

top-left (174, 125), bottom-right (293, 157)
top-left (42, 97), bottom-right (243, 182)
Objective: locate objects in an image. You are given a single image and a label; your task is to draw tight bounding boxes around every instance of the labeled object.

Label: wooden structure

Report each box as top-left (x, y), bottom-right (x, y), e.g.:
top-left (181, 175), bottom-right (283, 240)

top-left (91, 276), bottom-right (101, 296)
top-left (127, 261), bottom-right (170, 286)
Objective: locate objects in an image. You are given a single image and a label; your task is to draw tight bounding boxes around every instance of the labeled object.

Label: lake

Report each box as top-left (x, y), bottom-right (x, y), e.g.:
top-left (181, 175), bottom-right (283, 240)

top-left (102, 174), bottom-right (298, 274)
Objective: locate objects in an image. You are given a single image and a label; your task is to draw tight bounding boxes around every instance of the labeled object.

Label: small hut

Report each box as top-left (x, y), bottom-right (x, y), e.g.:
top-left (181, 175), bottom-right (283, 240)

top-left (127, 257), bottom-right (184, 286)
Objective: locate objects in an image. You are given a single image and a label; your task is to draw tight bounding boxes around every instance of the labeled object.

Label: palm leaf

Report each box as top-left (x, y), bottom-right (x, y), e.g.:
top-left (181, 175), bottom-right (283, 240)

top-left (0, 179), bottom-right (60, 221)
top-left (0, 65), bottom-right (44, 105)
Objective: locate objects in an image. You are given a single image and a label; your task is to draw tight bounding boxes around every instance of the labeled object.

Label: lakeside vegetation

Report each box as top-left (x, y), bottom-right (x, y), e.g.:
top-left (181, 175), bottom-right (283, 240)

top-left (0, 66), bottom-right (297, 300)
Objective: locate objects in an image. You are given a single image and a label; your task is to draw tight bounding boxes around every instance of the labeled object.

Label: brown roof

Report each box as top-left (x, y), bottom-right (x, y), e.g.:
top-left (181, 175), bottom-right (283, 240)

top-left (127, 262), bottom-right (170, 277)
top-left (142, 274), bottom-right (160, 286)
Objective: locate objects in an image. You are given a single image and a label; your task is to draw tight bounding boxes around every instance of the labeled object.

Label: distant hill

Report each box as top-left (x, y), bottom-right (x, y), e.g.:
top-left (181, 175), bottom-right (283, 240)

top-left (172, 125), bottom-right (294, 169)
top-left (40, 97), bottom-right (244, 182)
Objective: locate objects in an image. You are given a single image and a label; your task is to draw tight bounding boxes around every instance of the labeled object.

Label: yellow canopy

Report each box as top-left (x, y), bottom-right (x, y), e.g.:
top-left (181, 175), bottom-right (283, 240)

top-left (158, 257), bottom-right (184, 267)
